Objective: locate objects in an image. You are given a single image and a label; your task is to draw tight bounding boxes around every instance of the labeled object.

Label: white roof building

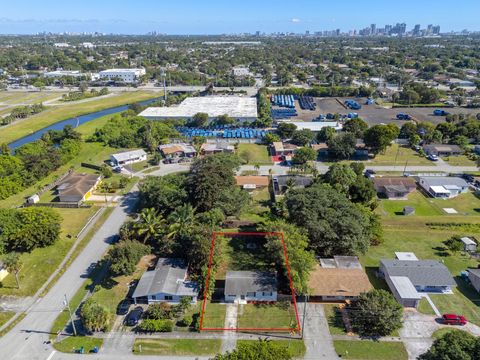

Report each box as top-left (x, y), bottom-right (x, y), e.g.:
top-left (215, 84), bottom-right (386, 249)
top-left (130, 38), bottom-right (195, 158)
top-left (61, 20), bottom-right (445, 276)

top-left (110, 149), bottom-right (147, 166)
top-left (277, 121), bottom-right (343, 132)
top-left (98, 68), bottom-right (146, 83)
top-left (44, 70), bottom-right (83, 78)
top-left (395, 252), bottom-right (419, 261)
top-left (139, 96), bottom-right (258, 122)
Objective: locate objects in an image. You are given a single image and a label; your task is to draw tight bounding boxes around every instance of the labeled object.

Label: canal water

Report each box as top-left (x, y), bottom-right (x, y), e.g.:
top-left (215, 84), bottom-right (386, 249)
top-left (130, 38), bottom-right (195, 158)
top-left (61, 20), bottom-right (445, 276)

top-left (8, 97), bottom-right (160, 149)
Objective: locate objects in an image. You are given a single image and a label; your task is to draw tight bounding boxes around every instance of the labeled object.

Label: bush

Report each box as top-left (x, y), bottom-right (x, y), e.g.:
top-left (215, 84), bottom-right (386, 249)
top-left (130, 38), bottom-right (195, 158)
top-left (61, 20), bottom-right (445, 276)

top-left (137, 319), bottom-right (173, 332)
top-left (276, 300), bottom-right (291, 311)
top-left (80, 298), bottom-right (110, 332)
top-left (179, 314), bottom-right (192, 327)
top-left (107, 240), bottom-right (150, 276)
top-left (145, 303), bottom-right (173, 320)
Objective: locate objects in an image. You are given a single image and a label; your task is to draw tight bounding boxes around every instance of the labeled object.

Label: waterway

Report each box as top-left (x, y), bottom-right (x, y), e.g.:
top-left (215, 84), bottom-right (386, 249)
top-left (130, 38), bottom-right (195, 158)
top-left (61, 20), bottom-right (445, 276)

top-left (8, 97), bottom-right (160, 149)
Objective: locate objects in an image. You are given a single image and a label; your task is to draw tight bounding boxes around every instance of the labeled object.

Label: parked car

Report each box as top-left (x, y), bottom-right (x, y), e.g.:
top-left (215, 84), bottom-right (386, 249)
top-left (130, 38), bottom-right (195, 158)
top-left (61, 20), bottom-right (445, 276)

top-left (125, 306), bottom-right (143, 326)
top-left (116, 300), bottom-right (130, 316)
top-left (427, 154), bottom-right (439, 161)
top-left (396, 113), bottom-right (412, 120)
top-left (442, 314), bottom-right (467, 326)
top-left (433, 109), bottom-right (449, 116)
top-left (113, 166), bottom-right (123, 173)
top-left (365, 169), bottom-right (376, 179)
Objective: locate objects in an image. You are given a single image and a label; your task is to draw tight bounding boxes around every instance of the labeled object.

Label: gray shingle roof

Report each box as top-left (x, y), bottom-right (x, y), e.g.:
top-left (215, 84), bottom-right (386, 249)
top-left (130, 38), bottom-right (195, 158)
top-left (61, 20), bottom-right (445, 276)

top-left (225, 271), bottom-right (277, 295)
top-left (132, 258), bottom-right (198, 298)
top-left (381, 259), bottom-right (456, 287)
top-left (418, 177), bottom-right (468, 188)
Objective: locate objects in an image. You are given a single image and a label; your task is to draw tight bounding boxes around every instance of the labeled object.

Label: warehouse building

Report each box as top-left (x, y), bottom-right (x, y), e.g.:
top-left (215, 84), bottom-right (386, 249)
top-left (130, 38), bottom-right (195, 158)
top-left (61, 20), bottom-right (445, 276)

top-left (139, 96), bottom-right (258, 123)
top-left (98, 68), bottom-right (146, 83)
top-left (44, 70), bottom-right (84, 78)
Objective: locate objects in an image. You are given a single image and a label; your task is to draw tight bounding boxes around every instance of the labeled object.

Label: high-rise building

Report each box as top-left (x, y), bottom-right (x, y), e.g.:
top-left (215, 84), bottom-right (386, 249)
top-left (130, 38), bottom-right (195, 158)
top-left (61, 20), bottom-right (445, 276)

top-left (433, 25), bottom-right (441, 35)
top-left (370, 24), bottom-right (377, 35)
top-left (427, 24), bottom-right (433, 35)
top-left (413, 24), bottom-right (421, 36)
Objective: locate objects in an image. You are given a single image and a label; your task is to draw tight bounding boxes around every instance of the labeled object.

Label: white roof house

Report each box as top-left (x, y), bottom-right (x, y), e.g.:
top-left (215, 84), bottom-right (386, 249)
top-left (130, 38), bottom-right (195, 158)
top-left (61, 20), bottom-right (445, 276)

top-left (110, 149), bottom-right (147, 166)
top-left (389, 276), bottom-right (422, 301)
top-left (461, 237), bottom-right (477, 252)
top-left (98, 68), bottom-right (146, 83)
top-left (395, 252), bottom-right (419, 261)
top-left (139, 96), bottom-right (258, 122)
top-left (418, 177), bottom-right (469, 199)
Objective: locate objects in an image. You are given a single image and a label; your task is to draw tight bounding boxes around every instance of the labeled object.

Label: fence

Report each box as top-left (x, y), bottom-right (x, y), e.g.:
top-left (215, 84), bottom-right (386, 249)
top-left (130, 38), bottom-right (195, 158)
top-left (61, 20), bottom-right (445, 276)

top-left (35, 169), bottom-right (74, 198)
top-left (81, 162), bottom-right (103, 171)
top-left (25, 202), bottom-right (91, 209)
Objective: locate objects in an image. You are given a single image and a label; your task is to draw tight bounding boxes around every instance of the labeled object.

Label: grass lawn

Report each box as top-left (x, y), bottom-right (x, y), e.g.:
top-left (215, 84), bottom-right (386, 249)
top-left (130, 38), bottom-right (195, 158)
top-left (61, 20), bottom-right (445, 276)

top-left (237, 143), bottom-right (272, 165)
top-left (323, 304), bottom-right (347, 335)
top-left (0, 91), bottom-right (158, 144)
top-left (0, 207), bottom-right (98, 297)
top-left (429, 283), bottom-right (480, 326)
top-left (237, 339), bottom-right (306, 358)
top-left (417, 298), bottom-right (436, 315)
top-left (239, 187), bottom-right (271, 223)
top-left (53, 335), bottom-right (103, 353)
top-left (431, 192), bottom-right (480, 216)
top-left (237, 303), bottom-right (298, 329)
top-left (132, 338), bottom-right (221, 356)
top-left (431, 328), bottom-right (469, 339)
top-left (89, 255), bottom-right (155, 327)
top-left (200, 303), bottom-right (227, 329)
top-left (0, 311), bottom-right (15, 328)
top-left (333, 340), bottom-right (408, 360)
top-left (0, 91), bottom-right (65, 105)
top-left (369, 144), bottom-right (431, 166)
top-left (443, 155), bottom-right (476, 167)
top-left (378, 191), bottom-right (443, 217)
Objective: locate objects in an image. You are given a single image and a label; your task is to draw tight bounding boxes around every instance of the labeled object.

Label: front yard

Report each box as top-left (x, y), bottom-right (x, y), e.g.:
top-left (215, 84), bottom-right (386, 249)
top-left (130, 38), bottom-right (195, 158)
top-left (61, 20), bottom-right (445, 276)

top-left (132, 338), bottom-right (222, 356)
top-left (369, 144), bottom-right (431, 166)
top-left (200, 303), bottom-right (227, 329)
top-left (237, 303), bottom-right (298, 330)
top-left (237, 340), bottom-right (306, 358)
top-left (237, 143), bottom-right (272, 165)
top-left (333, 340), bottom-right (408, 360)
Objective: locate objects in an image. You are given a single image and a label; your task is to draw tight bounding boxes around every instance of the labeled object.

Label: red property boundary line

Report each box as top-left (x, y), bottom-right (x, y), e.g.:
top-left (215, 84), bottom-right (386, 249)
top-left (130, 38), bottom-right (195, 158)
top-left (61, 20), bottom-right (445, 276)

top-left (199, 231), bottom-right (301, 332)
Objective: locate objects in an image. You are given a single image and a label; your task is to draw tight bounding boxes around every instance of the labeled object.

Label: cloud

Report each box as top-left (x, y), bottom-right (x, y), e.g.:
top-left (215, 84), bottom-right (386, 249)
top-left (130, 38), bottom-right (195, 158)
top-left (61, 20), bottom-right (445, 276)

top-left (291, 18), bottom-right (301, 23)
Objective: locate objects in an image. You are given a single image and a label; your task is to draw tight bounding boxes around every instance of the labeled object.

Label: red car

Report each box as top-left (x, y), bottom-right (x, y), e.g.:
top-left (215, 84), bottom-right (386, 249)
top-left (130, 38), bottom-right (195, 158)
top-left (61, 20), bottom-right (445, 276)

top-left (442, 314), bottom-right (467, 326)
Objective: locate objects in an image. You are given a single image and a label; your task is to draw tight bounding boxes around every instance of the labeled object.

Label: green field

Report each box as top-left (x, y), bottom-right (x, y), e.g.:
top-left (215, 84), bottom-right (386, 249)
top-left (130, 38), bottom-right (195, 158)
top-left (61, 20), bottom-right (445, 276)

top-left (237, 303), bottom-right (298, 329)
top-left (53, 335), bottom-right (103, 353)
top-left (0, 207), bottom-right (98, 297)
top-left (333, 340), bottom-right (408, 360)
top-left (378, 192), bottom-right (443, 217)
top-left (0, 311), bottom-right (15, 328)
top-left (0, 91), bottom-right (158, 144)
top-left (369, 144), bottom-right (431, 166)
top-left (237, 340), bottom-right (306, 358)
top-left (132, 338), bottom-right (222, 356)
top-left (237, 143), bottom-right (272, 165)
top-left (0, 91), bottom-right (66, 105)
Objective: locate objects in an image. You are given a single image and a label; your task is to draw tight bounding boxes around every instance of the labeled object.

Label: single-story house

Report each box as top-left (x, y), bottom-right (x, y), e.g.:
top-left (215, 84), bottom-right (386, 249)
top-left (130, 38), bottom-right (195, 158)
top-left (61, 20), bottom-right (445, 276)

top-left (200, 142), bottom-right (235, 155)
top-left (110, 149), bottom-right (147, 166)
top-left (423, 144), bottom-right (463, 157)
top-left (272, 175), bottom-right (313, 196)
top-left (270, 142), bottom-right (299, 157)
top-left (235, 176), bottom-right (269, 190)
top-left (56, 173), bottom-right (101, 203)
top-left (418, 176), bottom-right (469, 199)
top-left (132, 258), bottom-right (198, 304)
top-left (158, 143), bottom-right (196, 159)
top-left (0, 261), bottom-right (9, 282)
top-left (312, 141), bottom-right (367, 159)
top-left (379, 257), bottom-right (456, 307)
top-left (468, 268), bottom-right (480, 294)
top-left (308, 256), bottom-right (372, 301)
top-left (224, 271), bottom-right (277, 304)
top-left (461, 237), bottom-right (477, 252)
top-left (373, 177), bottom-right (417, 199)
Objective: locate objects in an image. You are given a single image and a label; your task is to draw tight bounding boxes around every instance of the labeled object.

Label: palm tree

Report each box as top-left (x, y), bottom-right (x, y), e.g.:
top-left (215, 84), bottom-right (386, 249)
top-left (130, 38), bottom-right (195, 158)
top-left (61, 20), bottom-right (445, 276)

top-left (4, 252), bottom-right (22, 289)
top-left (167, 204), bottom-right (197, 239)
top-left (134, 208), bottom-right (165, 244)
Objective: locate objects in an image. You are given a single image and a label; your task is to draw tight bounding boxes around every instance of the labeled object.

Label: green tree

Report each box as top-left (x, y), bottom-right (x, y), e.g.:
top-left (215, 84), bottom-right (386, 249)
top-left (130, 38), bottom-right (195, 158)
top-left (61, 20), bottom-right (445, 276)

top-left (189, 112), bottom-right (209, 128)
top-left (316, 127), bottom-right (336, 143)
top-left (277, 123), bottom-right (297, 139)
top-left (139, 174), bottom-right (189, 215)
top-left (348, 289), bottom-right (403, 337)
top-left (349, 176), bottom-right (377, 205)
top-left (292, 147), bottom-right (316, 165)
top-left (167, 204), bottom-right (197, 239)
top-left (134, 208), bottom-right (165, 244)
top-left (290, 129), bottom-right (315, 146)
top-left (343, 118), bottom-right (368, 138)
top-left (240, 149), bottom-right (255, 164)
top-left (324, 163), bottom-right (357, 194)
top-left (444, 236), bottom-right (464, 255)
top-left (3, 252), bottom-right (22, 289)
top-left (107, 240), bottom-right (150, 276)
top-left (419, 330), bottom-right (479, 360)
top-left (285, 183), bottom-right (371, 256)
top-left (80, 298), bottom-right (110, 333)
top-left (263, 133), bottom-right (281, 145)
top-left (258, 220), bottom-right (315, 295)
top-left (364, 124), bottom-right (399, 154)
top-left (327, 132), bottom-right (357, 160)
top-left (211, 339), bottom-right (293, 360)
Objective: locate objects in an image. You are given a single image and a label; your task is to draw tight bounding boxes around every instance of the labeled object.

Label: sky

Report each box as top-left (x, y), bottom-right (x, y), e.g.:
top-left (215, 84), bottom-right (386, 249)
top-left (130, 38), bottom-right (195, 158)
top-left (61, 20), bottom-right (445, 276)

top-left (0, 0), bottom-right (478, 35)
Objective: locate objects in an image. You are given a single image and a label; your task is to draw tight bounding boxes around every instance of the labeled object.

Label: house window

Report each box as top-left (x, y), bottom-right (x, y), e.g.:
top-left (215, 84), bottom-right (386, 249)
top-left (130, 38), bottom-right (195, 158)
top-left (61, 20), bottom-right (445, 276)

top-left (246, 292), bottom-right (256, 297)
top-left (228, 295), bottom-right (236, 298)
top-left (164, 295), bottom-right (173, 301)
top-left (151, 295), bottom-right (156, 300)
top-left (262, 292), bottom-right (272, 297)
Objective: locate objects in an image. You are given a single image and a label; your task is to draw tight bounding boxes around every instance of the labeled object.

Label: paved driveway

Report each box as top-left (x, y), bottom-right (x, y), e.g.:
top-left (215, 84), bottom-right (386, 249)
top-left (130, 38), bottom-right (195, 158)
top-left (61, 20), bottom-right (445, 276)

top-left (300, 303), bottom-right (339, 360)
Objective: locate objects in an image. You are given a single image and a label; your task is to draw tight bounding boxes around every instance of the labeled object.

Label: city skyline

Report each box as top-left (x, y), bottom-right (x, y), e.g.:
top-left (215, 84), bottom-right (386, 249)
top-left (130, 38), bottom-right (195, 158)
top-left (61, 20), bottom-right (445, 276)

top-left (0, 0), bottom-right (478, 34)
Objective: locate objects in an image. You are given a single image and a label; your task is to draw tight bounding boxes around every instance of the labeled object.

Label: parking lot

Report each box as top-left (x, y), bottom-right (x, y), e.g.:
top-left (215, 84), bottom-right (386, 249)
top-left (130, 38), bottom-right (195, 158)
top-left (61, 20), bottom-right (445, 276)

top-left (286, 96), bottom-right (480, 126)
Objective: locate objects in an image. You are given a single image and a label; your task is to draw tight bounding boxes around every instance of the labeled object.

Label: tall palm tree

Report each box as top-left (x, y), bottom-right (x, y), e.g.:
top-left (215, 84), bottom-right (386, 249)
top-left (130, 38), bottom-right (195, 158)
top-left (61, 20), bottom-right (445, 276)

top-left (4, 252), bottom-right (22, 289)
top-left (167, 204), bottom-right (197, 239)
top-left (134, 208), bottom-right (165, 244)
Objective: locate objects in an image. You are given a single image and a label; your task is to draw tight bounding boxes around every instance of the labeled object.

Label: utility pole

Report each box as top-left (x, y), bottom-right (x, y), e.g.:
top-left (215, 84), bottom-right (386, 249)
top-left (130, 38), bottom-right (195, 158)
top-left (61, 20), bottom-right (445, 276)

top-left (301, 294), bottom-right (308, 339)
top-left (63, 294), bottom-right (77, 336)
